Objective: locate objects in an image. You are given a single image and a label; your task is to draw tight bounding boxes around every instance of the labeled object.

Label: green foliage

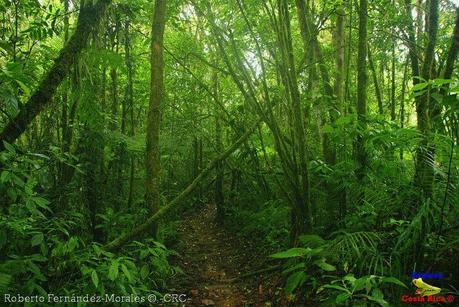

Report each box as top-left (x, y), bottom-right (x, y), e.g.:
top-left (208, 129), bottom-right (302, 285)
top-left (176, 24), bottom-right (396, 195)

top-left (76, 240), bottom-right (179, 296)
top-left (271, 243), bottom-right (337, 296)
top-left (317, 274), bottom-right (407, 306)
top-left (226, 199), bottom-right (290, 250)
top-left (0, 147), bottom-right (177, 299)
top-left (0, 0), bottom-right (458, 305)
top-left (0, 142), bottom-right (52, 213)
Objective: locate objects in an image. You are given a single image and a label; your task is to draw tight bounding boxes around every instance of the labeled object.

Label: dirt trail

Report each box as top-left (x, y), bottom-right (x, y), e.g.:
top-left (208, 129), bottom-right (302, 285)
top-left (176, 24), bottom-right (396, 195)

top-left (173, 204), bottom-right (259, 306)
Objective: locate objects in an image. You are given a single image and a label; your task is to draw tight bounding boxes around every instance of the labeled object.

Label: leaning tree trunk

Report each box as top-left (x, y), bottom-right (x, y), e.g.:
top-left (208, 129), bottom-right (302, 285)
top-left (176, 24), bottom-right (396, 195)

top-left (145, 0), bottom-right (167, 237)
top-left (0, 0), bottom-right (111, 151)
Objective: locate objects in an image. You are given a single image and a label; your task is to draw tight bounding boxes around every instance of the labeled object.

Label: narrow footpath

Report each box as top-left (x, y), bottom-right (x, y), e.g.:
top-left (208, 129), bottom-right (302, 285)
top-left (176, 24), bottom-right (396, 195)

top-left (172, 203), bottom-right (277, 306)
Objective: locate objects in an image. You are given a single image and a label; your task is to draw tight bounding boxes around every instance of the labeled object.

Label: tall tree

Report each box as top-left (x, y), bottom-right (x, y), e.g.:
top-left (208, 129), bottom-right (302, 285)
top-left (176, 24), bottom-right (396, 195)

top-left (334, 2), bottom-right (345, 117)
top-left (414, 0), bottom-right (439, 198)
top-left (145, 0), bottom-right (167, 236)
top-left (279, 0), bottom-right (311, 243)
top-left (213, 69), bottom-right (225, 222)
top-left (334, 1), bottom-right (347, 218)
top-left (368, 46), bottom-right (384, 115)
top-left (356, 0), bottom-right (368, 186)
top-left (124, 17), bottom-right (136, 208)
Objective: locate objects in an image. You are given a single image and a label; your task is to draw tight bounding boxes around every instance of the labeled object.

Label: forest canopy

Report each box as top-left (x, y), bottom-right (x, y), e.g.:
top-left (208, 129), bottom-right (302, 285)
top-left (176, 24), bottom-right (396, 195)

top-left (0, 0), bottom-right (458, 305)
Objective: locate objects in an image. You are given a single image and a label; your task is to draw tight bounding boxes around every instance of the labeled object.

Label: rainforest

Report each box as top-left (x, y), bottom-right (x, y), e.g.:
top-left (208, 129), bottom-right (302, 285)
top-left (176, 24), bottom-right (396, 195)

top-left (0, 0), bottom-right (459, 306)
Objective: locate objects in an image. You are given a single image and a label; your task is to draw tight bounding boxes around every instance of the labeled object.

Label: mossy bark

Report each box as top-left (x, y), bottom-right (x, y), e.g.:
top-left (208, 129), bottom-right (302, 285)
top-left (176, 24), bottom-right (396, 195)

top-left (145, 0), bottom-right (167, 237)
top-left (0, 0), bottom-right (112, 150)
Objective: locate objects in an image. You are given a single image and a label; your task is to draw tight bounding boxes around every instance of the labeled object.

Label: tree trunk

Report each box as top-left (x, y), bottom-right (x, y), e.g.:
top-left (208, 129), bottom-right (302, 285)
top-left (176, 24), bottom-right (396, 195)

top-left (368, 46), bottom-right (384, 115)
top-left (82, 128), bottom-right (104, 242)
top-left (334, 1), bottom-right (347, 220)
top-left (414, 0), bottom-right (439, 198)
top-left (356, 0), bottom-right (368, 186)
top-left (124, 19), bottom-right (136, 208)
top-left (391, 40), bottom-right (396, 121)
top-left (295, 0), bottom-right (336, 165)
top-left (213, 70), bottom-right (225, 222)
top-left (145, 0), bottom-right (167, 237)
top-left (58, 0), bottom-right (72, 208)
top-left (279, 0), bottom-right (311, 244)
top-left (334, 2), bottom-right (345, 116)
top-left (400, 58), bottom-right (409, 159)
top-left (432, 8), bottom-right (459, 130)
top-left (441, 8), bottom-right (459, 80)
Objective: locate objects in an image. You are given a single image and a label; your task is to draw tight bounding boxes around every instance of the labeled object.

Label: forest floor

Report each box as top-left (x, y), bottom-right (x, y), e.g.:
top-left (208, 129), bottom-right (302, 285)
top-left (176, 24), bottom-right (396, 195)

top-left (171, 203), bottom-right (286, 306)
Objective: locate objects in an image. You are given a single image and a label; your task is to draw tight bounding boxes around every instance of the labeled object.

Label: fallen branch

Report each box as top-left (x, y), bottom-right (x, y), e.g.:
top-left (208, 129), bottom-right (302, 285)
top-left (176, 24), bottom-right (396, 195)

top-left (104, 120), bottom-right (261, 251)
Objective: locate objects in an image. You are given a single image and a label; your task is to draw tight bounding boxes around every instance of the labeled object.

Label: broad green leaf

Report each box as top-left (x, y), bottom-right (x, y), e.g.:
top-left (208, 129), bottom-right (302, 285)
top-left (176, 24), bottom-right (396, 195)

top-left (353, 277), bottom-right (369, 292)
top-left (450, 84), bottom-right (459, 92)
top-left (33, 197), bottom-right (52, 212)
top-left (270, 247), bottom-right (312, 259)
top-left (33, 197), bottom-right (50, 206)
top-left (412, 82), bottom-right (428, 91)
top-left (12, 174), bottom-right (25, 187)
top-left (344, 274), bottom-right (356, 283)
top-left (371, 288), bottom-right (384, 300)
top-left (67, 237), bottom-right (78, 251)
top-left (121, 264), bottom-right (133, 282)
top-left (2, 141), bottom-right (16, 154)
top-left (108, 259), bottom-right (119, 281)
top-left (140, 265), bottom-right (149, 279)
top-left (380, 277), bottom-right (407, 288)
top-left (321, 284), bottom-right (350, 293)
top-left (91, 270), bottom-right (99, 288)
top-left (413, 89), bottom-right (427, 97)
top-left (308, 247), bottom-right (325, 257)
top-left (16, 79), bottom-right (30, 96)
top-left (93, 244), bottom-right (102, 256)
top-left (313, 259), bottom-right (336, 272)
top-left (432, 79), bottom-right (452, 86)
top-left (0, 171), bottom-right (10, 183)
top-left (26, 152), bottom-right (50, 160)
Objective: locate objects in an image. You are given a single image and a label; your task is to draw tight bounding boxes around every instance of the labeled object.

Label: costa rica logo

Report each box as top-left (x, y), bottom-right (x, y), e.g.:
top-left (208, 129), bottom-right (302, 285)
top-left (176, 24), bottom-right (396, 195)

top-left (412, 278), bottom-right (441, 296)
top-left (401, 277), bottom-right (456, 304)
